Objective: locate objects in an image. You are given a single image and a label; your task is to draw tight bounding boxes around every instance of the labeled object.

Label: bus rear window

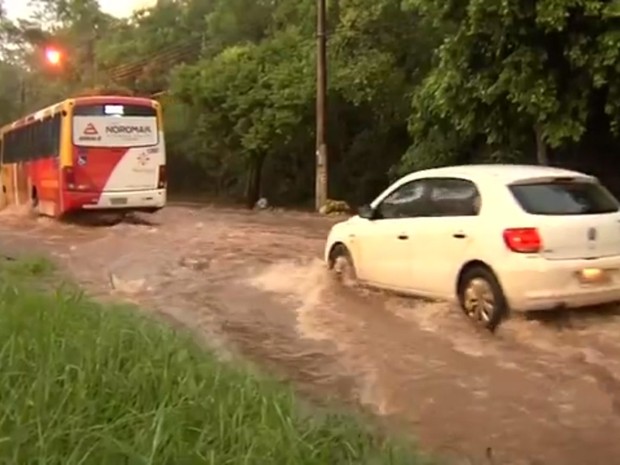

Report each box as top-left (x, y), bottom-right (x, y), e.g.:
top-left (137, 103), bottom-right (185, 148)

top-left (73, 104), bottom-right (156, 117)
top-left (509, 180), bottom-right (620, 215)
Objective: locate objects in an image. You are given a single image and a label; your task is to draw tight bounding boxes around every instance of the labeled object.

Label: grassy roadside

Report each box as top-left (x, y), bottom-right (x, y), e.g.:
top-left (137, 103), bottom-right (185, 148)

top-left (0, 256), bottom-right (433, 465)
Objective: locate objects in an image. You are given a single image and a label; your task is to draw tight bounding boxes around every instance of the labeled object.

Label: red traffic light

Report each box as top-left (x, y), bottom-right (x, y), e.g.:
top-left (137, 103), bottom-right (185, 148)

top-left (44, 47), bottom-right (62, 65)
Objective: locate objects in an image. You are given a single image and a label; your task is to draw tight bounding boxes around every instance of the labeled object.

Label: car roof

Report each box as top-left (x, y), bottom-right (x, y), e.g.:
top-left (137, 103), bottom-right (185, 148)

top-left (404, 164), bottom-right (593, 184)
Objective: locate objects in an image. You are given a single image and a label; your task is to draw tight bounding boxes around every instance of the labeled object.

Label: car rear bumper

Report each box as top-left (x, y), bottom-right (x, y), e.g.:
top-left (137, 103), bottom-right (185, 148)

top-left (65, 188), bottom-right (166, 211)
top-left (500, 255), bottom-right (620, 312)
top-left (512, 287), bottom-right (620, 312)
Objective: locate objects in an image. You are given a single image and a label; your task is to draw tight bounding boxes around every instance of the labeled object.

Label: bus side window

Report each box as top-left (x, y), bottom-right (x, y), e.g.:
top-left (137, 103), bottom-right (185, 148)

top-left (41, 117), bottom-right (49, 157)
top-left (19, 126), bottom-right (26, 162)
top-left (25, 126), bottom-right (31, 161)
top-left (31, 122), bottom-right (40, 160)
top-left (13, 130), bottom-right (19, 162)
top-left (7, 130), bottom-right (15, 163)
top-left (37, 119), bottom-right (46, 158)
top-left (38, 120), bottom-right (46, 159)
top-left (10, 129), bottom-right (19, 163)
top-left (4, 132), bottom-right (11, 163)
top-left (26, 125), bottom-right (32, 161)
top-left (51, 114), bottom-right (61, 157)
top-left (24, 126), bottom-right (30, 161)
top-left (28, 124), bottom-right (35, 161)
top-left (11, 130), bottom-right (19, 163)
top-left (24, 125), bottom-right (31, 161)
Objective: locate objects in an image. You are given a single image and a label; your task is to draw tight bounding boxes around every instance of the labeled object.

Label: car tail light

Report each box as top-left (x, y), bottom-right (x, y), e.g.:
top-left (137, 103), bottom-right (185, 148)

top-left (158, 165), bottom-right (166, 188)
top-left (63, 166), bottom-right (75, 190)
top-left (503, 228), bottom-right (542, 253)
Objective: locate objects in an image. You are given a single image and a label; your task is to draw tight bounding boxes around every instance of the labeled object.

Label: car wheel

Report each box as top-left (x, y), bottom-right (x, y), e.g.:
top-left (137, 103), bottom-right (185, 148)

top-left (458, 266), bottom-right (507, 331)
top-left (330, 245), bottom-right (357, 286)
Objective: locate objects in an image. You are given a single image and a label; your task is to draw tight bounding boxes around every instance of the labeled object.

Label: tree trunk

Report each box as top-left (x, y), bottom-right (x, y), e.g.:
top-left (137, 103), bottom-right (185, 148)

top-left (244, 153), bottom-right (266, 209)
top-left (534, 124), bottom-right (549, 165)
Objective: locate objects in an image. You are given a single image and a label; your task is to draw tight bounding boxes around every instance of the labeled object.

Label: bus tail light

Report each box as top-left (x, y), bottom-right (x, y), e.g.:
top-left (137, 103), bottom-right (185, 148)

top-left (63, 167), bottom-right (76, 190)
top-left (503, 228), bottom-right (542, 253)
top-left (158, 165), bottom-right (167, 188)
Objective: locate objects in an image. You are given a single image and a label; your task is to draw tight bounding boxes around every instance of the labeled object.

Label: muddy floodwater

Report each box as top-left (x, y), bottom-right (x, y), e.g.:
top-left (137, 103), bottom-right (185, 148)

top-left (1, 204), bottom-right (620, 464)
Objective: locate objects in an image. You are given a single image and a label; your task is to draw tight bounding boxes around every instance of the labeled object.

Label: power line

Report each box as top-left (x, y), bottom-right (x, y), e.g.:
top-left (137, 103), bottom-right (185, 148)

top-left (105, 35), bottom-right (203, 80)
top-left (108, 42), bottom-right (192, 75)
top-left (108, 37), bottom-right (202, 81)
top-left (111, 50), bottom-right (195, 81)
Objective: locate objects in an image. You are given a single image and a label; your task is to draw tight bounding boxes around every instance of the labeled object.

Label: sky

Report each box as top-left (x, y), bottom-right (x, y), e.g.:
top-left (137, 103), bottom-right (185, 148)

top-left (5, 0), bottom-right (156, 20)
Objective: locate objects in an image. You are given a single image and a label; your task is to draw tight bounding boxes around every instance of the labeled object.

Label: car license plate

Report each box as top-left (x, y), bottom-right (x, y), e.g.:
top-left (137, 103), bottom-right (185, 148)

top-left (110, 197), bottom-right (127, 206)
top-left (577, 268), bottom-right (609, 284)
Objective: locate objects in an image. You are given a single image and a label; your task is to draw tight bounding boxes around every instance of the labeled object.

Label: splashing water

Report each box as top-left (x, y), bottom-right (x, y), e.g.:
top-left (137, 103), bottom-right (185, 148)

top-left (249, 259), bottom-right (334, 342)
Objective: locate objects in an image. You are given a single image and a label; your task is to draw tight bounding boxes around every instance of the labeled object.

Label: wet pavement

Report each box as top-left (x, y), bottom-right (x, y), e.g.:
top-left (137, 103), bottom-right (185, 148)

top-left (1, 204), bottom-right (620, 464)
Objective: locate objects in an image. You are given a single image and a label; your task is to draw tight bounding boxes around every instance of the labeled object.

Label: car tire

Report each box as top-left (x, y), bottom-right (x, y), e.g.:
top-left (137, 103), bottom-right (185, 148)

top-left (329, 244), bottom-right (357, 286)
top-left (458, 265), bottom-right (508, 332)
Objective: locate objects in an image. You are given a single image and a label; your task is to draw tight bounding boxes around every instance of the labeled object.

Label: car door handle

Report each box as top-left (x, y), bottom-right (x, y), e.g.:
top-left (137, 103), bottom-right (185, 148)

top-left (453, 233), bottom-right (467, 239)
top-left (397, 234), bottom-right (409, 240)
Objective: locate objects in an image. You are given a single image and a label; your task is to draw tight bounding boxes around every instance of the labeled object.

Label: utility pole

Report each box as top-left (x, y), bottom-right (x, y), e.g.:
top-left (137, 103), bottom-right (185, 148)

top-left (315, 0), bottom-right (328, 211)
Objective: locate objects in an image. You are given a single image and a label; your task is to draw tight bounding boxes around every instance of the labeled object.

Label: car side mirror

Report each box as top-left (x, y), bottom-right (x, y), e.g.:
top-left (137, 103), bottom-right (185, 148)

top-left (358, 204), bottom-right (375, 220)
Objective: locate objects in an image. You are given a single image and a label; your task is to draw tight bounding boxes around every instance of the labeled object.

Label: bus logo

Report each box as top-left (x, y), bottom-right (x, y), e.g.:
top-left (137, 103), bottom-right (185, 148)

top-left (83, 123), bottom-right (98, 135)
top-left (106, 125), bottom-right (151, 135)
top-left (78, 122), bottom-right (102, 143)
top-left (137, 152), bottom-right (150, 166)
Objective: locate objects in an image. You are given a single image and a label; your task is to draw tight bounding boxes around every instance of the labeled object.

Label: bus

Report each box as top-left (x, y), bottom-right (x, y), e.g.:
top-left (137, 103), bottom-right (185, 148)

top-left (0, 95), bottom-right (166, 218)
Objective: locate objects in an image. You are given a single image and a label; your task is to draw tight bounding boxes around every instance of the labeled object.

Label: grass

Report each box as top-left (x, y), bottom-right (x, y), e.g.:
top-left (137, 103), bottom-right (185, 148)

top-left (0, 257), bottom-right (432, 465)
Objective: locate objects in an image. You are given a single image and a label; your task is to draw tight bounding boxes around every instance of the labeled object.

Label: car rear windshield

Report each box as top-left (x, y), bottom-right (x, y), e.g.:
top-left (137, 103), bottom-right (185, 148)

top-left (509, 179), bottom-right (620, 215)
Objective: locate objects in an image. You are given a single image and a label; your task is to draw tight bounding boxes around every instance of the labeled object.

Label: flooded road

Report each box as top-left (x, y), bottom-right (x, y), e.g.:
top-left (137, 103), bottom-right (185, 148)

top-left (1, 205), bottom-right (620, 464)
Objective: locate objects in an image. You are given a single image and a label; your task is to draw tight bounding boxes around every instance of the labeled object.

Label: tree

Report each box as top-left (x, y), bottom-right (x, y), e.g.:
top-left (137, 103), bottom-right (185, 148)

top-left (0, 62), bottom-right (24, 125)
top-left (172, 29), bottom-right (315, 206)
top-left (0, 0), bottom-right (118, 114)
top-left (402, 0), bottom-right (620, 172)
top-left (0, 0), bottom-right (442, 206)
top-left (96, 0), bottom-right (214, 94)
top-left (165, 0), bottom-right (434, 206)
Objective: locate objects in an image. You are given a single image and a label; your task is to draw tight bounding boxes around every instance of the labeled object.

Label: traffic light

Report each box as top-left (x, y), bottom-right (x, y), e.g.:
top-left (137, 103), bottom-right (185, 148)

top-left (44, 46), bottom-right (62, 66)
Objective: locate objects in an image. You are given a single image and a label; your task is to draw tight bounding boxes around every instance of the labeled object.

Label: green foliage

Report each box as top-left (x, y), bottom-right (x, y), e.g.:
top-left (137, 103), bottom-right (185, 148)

top-left (401, 0), bottom-right (620, 171)
top-left (170, 29), bottom-right (315, 204)
top-left (73, 85), bottom-right (134, 97)
top-left (96, 0), bottom-right (211, 94)
top-left (1, 255), bottom-right (56, 277)
top-left (0, 62), bottom-right (23, 125)
top-left (0, 0), bottom-right (431, 205)
top-left (2, 0), bottom-right (619, 205)
top-left (0, 259), bottom-right (427, 464)
top-left (174, 31), bottom-right (314, 158)
top-left (164, 0), bottom-right (428, 205)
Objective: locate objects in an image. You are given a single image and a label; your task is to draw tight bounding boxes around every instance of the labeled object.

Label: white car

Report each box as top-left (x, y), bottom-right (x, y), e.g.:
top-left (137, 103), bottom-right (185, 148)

top-left (324, 164), bottom-right (620, 330)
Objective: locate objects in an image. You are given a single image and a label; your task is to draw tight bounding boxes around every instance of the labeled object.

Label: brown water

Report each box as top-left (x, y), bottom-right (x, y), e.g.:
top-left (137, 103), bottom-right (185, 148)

top-left (1, 205), bottom-right (620, 464)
